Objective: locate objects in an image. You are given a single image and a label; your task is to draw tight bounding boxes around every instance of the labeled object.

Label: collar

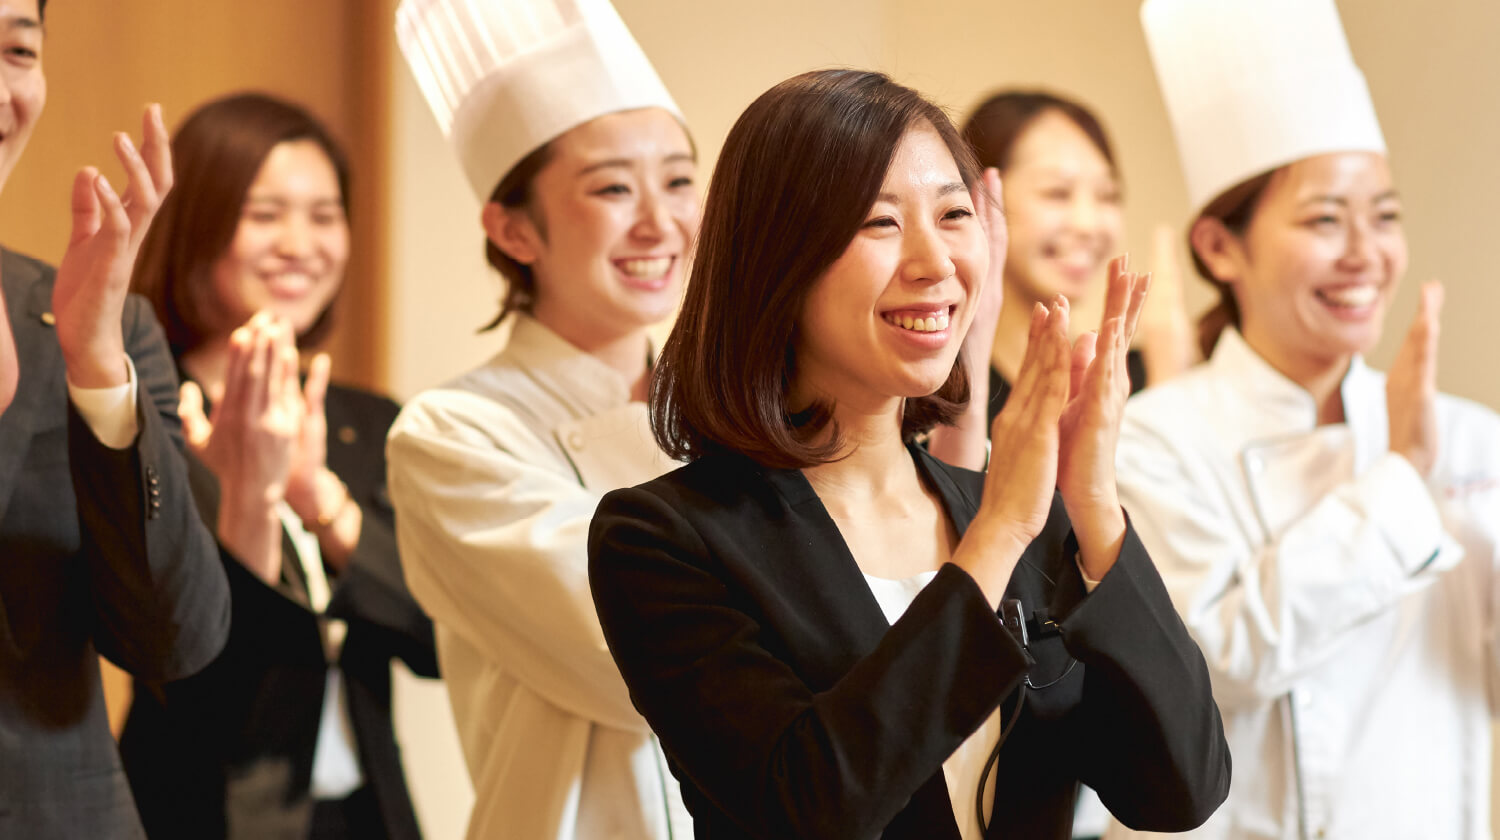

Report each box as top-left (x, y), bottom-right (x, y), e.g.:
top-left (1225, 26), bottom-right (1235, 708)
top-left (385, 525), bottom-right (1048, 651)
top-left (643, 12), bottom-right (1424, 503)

top-left (497, 314), bottom-right (646, 414)
top-left (1208, 327), bottom-right (1384, 439)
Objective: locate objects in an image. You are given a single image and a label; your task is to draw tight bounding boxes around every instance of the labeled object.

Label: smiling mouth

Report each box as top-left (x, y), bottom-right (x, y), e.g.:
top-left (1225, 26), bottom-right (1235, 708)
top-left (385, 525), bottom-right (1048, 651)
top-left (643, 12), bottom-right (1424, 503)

top-left (1316, 285), bottom-right (1379, 309)
top-left (882, 306), bottom-right (954, 333)
top-left (616, 257), bottom-right (674, 280)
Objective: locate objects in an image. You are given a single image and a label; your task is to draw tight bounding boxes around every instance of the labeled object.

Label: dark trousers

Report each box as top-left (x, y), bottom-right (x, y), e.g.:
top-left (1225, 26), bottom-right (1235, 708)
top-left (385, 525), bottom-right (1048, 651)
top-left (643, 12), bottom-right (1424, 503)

top-left (309, 785), bottom-right (387, 839)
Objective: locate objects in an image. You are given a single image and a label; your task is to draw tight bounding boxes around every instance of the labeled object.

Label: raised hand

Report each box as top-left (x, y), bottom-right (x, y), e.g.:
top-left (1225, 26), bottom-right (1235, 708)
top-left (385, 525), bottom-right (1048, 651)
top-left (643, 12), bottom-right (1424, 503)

top-left (179, 313), bottom-right (303, 582)
top-left (950, 299), bottom-right (1072, 606)
top-left (53, 104), bottom-right (173, 389)
top-left (1387, 282), bottom-right (1443, 477)
top-left (1057, 257), bottom-right (1149, 579)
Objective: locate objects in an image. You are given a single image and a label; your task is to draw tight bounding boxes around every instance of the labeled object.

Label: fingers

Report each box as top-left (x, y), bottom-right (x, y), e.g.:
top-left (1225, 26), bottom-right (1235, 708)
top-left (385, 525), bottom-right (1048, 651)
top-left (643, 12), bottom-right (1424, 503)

top-left (1122, 271), bottom-right (1151, 345)
top-left (1070, 331), bottom-right (1098, 399)
top-left (92, 170), bottom-right (131, 254)
top-left (68, 168), bottom-right (102, 245)
top-left (178, 381), bottom-right (211, 451)
top-left (140, 103), bottom-right (174, 197)
top-left (303, 352), bottom-right (331, 420)
top-left (1414, 281), bottom-right (1443, 389)
top-left (113, 130), bottom-right (161, 231)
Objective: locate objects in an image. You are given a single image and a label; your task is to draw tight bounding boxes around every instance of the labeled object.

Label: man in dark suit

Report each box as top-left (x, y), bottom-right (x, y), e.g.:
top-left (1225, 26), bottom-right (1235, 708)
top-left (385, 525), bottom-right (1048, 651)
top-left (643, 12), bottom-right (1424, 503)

top-left (0, 0), bottom-right (231, 837)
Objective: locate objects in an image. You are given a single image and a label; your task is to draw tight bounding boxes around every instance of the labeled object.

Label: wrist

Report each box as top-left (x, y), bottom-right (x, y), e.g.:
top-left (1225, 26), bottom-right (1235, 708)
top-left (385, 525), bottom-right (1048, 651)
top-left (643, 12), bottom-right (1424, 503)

top-left (61, 340), bottom-right (129, 389)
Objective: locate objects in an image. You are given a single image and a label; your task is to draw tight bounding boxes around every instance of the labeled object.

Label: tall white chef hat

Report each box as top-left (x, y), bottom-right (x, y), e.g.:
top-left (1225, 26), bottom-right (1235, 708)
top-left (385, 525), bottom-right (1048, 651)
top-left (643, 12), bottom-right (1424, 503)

top-left (1140, 0), bottom-right (1385, 215)
top-left (396, 0), bottom-right (683, 202)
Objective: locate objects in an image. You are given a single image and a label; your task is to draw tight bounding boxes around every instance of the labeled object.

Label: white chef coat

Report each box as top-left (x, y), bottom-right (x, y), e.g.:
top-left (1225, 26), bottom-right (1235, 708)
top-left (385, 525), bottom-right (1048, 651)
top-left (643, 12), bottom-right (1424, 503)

top-left (1106, 328), bottom-right (1500, 840)
top-left (386, 315), bottom-right (690, 840)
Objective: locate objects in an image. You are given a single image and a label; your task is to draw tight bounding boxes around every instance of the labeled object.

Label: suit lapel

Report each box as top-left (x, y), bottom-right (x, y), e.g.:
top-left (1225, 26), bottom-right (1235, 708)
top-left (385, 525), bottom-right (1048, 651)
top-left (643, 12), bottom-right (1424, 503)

top-left (0, 252), bottom-right (61, 526)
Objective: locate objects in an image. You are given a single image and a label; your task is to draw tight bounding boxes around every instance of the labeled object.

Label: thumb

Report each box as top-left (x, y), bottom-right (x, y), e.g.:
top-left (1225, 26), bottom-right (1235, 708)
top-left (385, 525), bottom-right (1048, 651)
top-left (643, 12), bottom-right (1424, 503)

top-left (178, 381), bottom-right (211, 450)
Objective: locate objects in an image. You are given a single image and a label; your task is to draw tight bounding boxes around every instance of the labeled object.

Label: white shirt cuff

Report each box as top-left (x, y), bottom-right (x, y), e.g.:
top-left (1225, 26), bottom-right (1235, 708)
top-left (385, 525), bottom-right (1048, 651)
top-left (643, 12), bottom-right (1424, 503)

top-left (1077, 553), bottom-right (1101, 593)
top-left (68, 355), bottom-right (140, 450)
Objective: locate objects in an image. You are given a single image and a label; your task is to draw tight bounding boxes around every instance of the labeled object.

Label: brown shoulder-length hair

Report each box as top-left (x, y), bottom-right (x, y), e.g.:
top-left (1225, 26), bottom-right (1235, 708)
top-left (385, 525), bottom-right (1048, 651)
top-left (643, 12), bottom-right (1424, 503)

top-left (1190, 171), bottom-right (1275, 358)
top-left (131, 92), bottom-right (352, 358)
top-left (652, 69), bottom-right (982, 469)
top-left (962, 89), bottom-right (1118, 181)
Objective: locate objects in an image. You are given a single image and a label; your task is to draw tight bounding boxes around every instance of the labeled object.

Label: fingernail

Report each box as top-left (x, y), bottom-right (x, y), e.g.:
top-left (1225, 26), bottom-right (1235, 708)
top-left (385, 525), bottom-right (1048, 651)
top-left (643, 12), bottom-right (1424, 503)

top-left (95, 173), bottom-right (115, 195)
top-left (116, 131), bottom-right (136, 153)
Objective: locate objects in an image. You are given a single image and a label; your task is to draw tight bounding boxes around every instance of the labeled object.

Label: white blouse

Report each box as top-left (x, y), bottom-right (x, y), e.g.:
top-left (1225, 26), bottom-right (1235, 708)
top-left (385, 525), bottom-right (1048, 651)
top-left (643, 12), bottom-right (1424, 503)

top-left (863, 570), bottom-right (1004, 840)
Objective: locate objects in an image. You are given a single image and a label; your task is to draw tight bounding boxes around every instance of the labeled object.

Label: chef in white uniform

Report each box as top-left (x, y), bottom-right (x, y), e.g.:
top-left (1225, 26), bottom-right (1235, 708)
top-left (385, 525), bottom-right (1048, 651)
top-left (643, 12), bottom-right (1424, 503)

top-left (1109, 1), bottom-right (1500, 838)
top-left (386, 1), bottom-right (698, 837)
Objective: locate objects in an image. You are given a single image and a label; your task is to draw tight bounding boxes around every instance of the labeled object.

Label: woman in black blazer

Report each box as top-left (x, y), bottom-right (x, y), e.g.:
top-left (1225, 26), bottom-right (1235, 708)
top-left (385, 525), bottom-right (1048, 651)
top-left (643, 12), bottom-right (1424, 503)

top-left (588, 69), bottom-right (1230, 840)
top-left (118, 93), bottom-right (438, 840)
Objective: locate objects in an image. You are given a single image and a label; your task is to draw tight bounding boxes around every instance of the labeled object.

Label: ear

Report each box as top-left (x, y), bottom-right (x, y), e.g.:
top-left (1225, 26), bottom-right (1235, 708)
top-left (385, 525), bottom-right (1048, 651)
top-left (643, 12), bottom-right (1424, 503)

top-left (481, 201), bottom-right (542, 266)
top-left (1188, 216), bottom-right (1247, 288)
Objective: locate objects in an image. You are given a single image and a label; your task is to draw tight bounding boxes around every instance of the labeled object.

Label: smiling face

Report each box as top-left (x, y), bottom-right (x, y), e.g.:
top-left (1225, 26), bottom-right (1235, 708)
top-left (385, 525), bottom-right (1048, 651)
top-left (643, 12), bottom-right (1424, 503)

top-left (1000, 109), bottom-right (1122, 303)
top-left (492, 107), bottom-right (699, 348)
top-left (0, 0), bottom-right (44, 195)
top-left (1218, 151), bottom-right (1405, 373)
top-left (792, 123), bottom-right (986, 416)
top-left (209, 139), bottom-right (349, 336)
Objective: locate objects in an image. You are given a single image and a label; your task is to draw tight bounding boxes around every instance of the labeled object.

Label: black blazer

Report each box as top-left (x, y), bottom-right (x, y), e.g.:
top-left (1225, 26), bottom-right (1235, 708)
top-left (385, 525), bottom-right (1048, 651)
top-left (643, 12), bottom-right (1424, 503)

top-left (590, 443), bottom-right (1230, 840)
top-left (0, 250), bottom-right (230, 839)
top-left (121, 382), bottom-right (439, 840)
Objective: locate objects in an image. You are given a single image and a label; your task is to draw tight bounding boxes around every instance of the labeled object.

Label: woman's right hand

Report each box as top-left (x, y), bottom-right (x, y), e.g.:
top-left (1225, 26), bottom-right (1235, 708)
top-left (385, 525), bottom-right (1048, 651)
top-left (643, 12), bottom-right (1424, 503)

top-left (180, 311), bottom-right (303, 582)
top-left (1387, 282), bottom-right (1443, 477)
top-left (950, 298), bottom-right (1073, 606)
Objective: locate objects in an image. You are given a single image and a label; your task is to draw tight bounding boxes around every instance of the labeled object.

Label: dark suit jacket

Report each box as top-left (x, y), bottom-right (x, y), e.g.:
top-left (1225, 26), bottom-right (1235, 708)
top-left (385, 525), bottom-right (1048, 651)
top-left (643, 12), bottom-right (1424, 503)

top-left (121, 383), bottom-right (439, 840)
top-left (0, 249), bottom-right (230, 839)
top-left (590, 443), bottom-right (1230, 840)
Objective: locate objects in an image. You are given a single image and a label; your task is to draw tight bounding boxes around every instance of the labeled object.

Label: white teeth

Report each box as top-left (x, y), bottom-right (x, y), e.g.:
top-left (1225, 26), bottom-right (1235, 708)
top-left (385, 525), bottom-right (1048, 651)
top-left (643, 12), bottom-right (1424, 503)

top-left (619, 257), bottom-right (672, 279)
top-left (1319, 285), bottom-right (1378, 308)
top-left (886, 312), bottom-right (950, 332)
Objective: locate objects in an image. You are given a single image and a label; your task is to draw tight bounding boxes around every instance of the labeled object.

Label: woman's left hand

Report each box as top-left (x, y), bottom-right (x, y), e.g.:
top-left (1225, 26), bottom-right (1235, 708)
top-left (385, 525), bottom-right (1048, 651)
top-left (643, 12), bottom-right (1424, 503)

top-left (1057, 256), bottom-right (1149, 579)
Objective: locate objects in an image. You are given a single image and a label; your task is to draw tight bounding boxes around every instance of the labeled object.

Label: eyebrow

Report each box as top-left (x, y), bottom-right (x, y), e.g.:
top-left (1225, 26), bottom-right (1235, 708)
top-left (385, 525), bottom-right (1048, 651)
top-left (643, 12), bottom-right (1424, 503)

top-left (4, 16), bottom-right (41, 32)
top-left (1298, 189), bottom-right (1401, 206)
top-left (876, 181), bottom-right (969, 204)
top-left (576, 152), bottom-right (695, 177)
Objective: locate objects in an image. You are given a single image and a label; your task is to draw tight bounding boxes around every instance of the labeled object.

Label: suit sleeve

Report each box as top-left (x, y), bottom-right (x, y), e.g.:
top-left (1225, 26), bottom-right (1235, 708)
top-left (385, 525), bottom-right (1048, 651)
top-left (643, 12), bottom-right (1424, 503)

top-left (326, 391), bottom-right (439, 678)
top-left (386, 390), bottom-right (649, 730)
top-left (1053, 521), bottom-right (1232, 831)
top-left (1116, 410), bottom-right (1454, 709)
top-left (70, 293), bottom-right (230, 682)
top-left (589, 484), bottom-right (1027, 840)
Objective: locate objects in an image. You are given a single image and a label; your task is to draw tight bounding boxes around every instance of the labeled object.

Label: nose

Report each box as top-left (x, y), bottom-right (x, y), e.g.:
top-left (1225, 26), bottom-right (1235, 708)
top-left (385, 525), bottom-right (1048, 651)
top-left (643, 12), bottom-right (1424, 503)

top-left (630, 186), bottom-right (673, 245)
top-left (1339, 215), bottom-right (1377, 271)
top-left (275, 215), bottom-right (314, 259)
top-left (1067, 192), bottom-right (1101, 235)
top-left (903, 218), bottom-right (956, 285)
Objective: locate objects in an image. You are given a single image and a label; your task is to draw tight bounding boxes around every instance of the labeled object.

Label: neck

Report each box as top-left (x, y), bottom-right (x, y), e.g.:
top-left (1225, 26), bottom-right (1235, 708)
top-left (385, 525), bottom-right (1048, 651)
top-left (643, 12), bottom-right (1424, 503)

top-left (1241, 328), bottom-right (1351, 425)
top-left (532, 310), bottom-right (652, 401)
top-left (798, 395), bottom-right (915, 511)
top-left (181, 338), bottom-right (234, 404)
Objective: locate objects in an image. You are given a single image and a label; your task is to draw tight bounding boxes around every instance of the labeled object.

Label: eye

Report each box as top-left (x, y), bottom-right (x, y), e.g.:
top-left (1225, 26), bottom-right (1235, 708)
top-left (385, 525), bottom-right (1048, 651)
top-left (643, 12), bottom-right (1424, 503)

top-left (943, 207), bottom-right (974, 222)
top-left (1377, 208), bottom-right (1402, 224)
top-left (244, 210), bottom-right (281, 224)
top-left (4, 45), bottom-right (37, 64)
top-left (863, 216), bottom-right (898, 230)
top-left (667, 176), bottom-right (694, 190)
top-left (1042, 187), bottom-right (1071, 201)
top-left (593, 183), bottom-right (632, 197)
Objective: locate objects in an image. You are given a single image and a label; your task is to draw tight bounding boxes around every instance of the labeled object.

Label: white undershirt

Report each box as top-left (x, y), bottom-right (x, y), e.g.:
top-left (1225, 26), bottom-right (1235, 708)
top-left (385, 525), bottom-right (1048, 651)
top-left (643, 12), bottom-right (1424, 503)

top-left (862, 570), bottom-right (1004, 840)
top-left (277, 503), bottom-right (364, 800)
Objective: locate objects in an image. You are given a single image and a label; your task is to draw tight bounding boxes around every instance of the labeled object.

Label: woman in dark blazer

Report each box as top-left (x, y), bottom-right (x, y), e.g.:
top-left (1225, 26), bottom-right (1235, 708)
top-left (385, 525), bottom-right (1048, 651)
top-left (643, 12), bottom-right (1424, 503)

top-left (588, 69), bottom-right (1230, 840)
top-left (118, 92), bottom-right (438, 840)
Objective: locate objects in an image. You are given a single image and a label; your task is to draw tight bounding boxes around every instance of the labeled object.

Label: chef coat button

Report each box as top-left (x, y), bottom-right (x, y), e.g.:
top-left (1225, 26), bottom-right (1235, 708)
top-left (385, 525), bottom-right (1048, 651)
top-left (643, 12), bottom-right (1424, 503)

top-left (568, 431), bottom-right (586, 450)
top-left (40, 312), bottom-right (55, 326)
top-left (1244, 454), bottom-right (1262, 473)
